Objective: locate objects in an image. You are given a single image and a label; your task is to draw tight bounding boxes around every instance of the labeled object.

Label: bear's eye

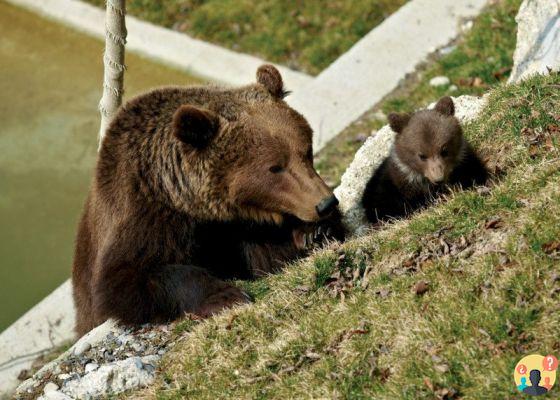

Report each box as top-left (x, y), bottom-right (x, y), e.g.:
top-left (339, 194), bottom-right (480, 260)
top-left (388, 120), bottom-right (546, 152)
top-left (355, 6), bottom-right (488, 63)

top-left (441, 148), bottom-right (449, 157)
top-left (418, 154), bottom-right (428, 161)
top-left (269, 165), bottom-right (284, 174)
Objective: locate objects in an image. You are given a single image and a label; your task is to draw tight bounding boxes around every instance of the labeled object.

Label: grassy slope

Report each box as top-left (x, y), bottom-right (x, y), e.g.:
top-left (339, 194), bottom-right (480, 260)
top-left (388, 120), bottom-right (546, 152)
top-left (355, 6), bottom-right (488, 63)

top-left (315, 0), bottom-right (521, 187)
top-left (85, 0), bottom-right (407, 75)
top-left (136, 72), bottom-right (560, 399)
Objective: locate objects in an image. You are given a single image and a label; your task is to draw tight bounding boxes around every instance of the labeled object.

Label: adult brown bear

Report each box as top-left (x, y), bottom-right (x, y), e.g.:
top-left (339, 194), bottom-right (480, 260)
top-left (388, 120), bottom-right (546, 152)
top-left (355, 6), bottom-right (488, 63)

top-left (72, 65), bottom-right (342, 336)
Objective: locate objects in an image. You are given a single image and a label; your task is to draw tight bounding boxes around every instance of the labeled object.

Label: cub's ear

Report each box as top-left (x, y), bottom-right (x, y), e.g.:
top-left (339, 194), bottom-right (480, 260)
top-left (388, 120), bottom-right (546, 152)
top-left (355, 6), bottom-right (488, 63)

top-left (172, 105), bottom-right (220, 149)
top-left (434, 96), bottom-right (455, 116)
top-left (257, 64), bottom-right (289, 98)
top-left (388, 113), bottom-right (411, 134)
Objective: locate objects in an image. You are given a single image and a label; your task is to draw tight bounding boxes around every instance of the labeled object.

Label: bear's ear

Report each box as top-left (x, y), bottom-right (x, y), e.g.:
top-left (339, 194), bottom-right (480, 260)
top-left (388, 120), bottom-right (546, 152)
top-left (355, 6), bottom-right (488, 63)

top-left (172, 105), bottom-right (220, 149)
top-left (388, 113), bottom-right (411, 134)
top-left (434, 96), bottom-right (455, 116)
top-left (256, 64), bottom-right (289, 98)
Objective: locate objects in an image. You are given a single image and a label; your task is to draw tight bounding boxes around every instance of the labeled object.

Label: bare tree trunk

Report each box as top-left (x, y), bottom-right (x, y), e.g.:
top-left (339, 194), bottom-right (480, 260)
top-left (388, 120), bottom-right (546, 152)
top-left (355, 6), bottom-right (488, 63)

top-left (98, 0), bottom-right (127, 145)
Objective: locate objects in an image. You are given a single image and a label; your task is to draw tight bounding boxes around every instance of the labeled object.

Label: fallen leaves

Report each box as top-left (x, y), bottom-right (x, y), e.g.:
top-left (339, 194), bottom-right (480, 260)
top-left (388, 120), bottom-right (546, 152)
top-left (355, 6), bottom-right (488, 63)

top-left (495, 254), bottom-right (517, 272)
top-left (434, 387), bottom-right (459, 399)
top-left (325, 250), bottom-right (371, 299)
top-left (392, 229), bottom-right (473, 276)
top-left (367, 353), bottom-right (392, 382)
top-left (541, 240), bottom-right (560, 263)
top-left (484, 217), bottom-right (504, 230)
top-left (423, 377), bottom-right (459, 399)
top-left (424, 377), bottom-right (434, 391)
top-left (542, 240), bottom-right (560, 255)
top-left (493, 66), bottom-right (511, 80)
top-left (413, 281), bottom-right (430, 296)
top-left (521, 123), bottom-right (560, 158)
top-left (326, 322), bottom-right (370, 355)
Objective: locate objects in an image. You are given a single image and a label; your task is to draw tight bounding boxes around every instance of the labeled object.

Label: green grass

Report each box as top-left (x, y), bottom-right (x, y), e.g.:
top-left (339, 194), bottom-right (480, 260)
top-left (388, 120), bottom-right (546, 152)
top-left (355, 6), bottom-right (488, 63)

top-left (315, 0), bottom-right (522, 186)
top-left (85, 0), bottom-right (408, 75)
top-left (129, 72), bottom-right (560, 400)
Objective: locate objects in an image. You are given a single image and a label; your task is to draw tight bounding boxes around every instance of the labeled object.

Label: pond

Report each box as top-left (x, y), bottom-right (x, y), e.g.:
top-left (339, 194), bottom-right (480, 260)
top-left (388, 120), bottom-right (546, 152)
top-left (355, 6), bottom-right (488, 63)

top-left (0, 2), bottom-right (202, 331)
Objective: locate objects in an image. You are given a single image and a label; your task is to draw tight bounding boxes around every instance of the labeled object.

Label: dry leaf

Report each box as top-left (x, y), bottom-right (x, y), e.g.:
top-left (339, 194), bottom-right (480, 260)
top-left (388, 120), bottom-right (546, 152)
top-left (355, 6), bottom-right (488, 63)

top-left (472, 77), bottom-right (484, 87)
top-left (485, 217), bottom-right (504, 229)
top-left (542, 240), bottom-right (560, 254)
top-left (423, 377), bottom-right (434, 391)
top-left (493, 66), bottom-right (511, 80)
top-left (379, 367), bottom-right (391, 382)
top-left (414, 281), bottom-right (430, 295)
top-left (548, 123), bottom-right (560, 135)
top-left (435, 387), bottom-right (458, 399)
top-left (225, 314), bottom-right (238, 330)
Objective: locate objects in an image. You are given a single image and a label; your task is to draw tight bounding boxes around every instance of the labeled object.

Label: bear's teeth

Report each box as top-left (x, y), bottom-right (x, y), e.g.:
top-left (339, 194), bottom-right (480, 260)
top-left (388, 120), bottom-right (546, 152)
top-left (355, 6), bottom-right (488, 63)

top-left (307, 233), bottom-right (314, 248)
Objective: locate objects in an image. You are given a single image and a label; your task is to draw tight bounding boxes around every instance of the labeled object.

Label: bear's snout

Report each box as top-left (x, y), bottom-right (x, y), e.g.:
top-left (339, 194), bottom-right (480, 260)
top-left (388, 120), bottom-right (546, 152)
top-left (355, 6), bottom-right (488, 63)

top-left (315, 195), bottom-right (339, 218)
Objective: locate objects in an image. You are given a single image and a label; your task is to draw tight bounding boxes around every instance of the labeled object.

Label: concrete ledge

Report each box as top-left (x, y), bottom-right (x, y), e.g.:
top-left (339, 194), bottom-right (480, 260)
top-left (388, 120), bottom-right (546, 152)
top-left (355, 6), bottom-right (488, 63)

top-left (0, 281), bottom-right (75, 397)
top-left (288, 0), bottom-right (489, 151)
top-left (3, 0), bottom-right (312, 89)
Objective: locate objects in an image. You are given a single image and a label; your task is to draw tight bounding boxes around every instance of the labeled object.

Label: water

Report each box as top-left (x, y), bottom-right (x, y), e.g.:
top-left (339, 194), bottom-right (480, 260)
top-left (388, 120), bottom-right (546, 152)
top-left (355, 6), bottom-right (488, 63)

top-left (0, 1), bottom-right (202, 331)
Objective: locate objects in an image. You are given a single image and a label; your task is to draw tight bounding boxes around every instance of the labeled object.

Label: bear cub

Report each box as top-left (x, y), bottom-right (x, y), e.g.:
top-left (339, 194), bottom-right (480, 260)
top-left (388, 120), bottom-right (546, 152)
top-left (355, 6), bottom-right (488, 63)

top-left (362, 96), bottom-right (488, 224)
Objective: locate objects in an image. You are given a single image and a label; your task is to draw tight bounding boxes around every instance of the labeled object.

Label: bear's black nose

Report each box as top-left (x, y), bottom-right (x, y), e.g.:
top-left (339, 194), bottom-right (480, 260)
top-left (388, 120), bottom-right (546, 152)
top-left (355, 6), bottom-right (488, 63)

top-left (316, 195), bottom-right (339, 218)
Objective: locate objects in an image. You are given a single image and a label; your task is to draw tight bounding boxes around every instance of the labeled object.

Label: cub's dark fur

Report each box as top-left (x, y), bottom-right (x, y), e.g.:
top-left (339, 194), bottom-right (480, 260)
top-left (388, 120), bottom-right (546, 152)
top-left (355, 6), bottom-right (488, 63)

top-left (72, 65), bottom-right (343, 336)
top-left (362, 96), bottom-right (488, 224)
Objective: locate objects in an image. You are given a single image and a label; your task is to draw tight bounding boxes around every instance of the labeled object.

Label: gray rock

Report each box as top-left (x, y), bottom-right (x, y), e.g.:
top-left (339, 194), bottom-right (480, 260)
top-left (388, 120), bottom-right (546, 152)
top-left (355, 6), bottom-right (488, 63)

top-left (427, 95), bottom-right (487, 124)
top-left (134, 357), bottom-right (144, 370)
top-left (462, 20), bottom-right (474, 32)
top-left (439, 45), bottom-right (457, 55)
top-left (84, 363), bottom-right (99, 374)
top-left (15, 320), bottom-right (173, 400)
top-left (334, 95), bottom-right (487, 235)
top-left (39, 391), bottom-right (73, 400)
top-left (132, 342), bottom-right (146, 353)
top-left (334, 125), bottom-right (396, 236)
top-left (73, 341), bottom-right (91, 356)
top-left (429, 76), bottom-right (451, 87)
top-left (43, 382), bottom-right (59, 393)
top-left (509, 0), bottom-right (560, 83)
top-left (61, 356), bottom-right (159, 399)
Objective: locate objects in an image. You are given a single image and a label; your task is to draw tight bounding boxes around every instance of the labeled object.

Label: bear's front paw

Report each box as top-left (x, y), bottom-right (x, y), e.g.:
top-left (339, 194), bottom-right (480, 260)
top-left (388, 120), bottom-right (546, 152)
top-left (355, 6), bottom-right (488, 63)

top-left (195, 286), bottom-right (251, 318)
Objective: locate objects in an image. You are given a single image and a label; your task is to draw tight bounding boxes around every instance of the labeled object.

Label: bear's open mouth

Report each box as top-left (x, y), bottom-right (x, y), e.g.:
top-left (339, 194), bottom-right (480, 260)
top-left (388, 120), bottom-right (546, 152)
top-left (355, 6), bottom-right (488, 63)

top-left (291, 223), bottom-right (332, 250)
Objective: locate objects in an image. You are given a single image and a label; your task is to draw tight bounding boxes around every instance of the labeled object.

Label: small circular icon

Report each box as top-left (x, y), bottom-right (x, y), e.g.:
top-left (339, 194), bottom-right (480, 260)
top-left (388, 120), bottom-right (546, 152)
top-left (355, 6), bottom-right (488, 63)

top-left (543, 355), bottom-right (559, 372)
top-left (514, 354), bottom-right (557, 396)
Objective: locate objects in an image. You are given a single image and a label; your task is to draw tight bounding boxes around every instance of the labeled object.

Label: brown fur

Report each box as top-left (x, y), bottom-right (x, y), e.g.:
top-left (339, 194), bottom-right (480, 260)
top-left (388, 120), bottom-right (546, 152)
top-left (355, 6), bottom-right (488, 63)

top-left (362, 96), bottom-right (488, 224)
top-left (72, 65), bottom-right (341, 336)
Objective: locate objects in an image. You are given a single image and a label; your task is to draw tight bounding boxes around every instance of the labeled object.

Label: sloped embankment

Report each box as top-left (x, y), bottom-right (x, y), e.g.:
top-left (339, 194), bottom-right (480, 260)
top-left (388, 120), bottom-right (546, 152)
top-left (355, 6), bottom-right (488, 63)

top-left (143, 72), bottom-right (560, 399)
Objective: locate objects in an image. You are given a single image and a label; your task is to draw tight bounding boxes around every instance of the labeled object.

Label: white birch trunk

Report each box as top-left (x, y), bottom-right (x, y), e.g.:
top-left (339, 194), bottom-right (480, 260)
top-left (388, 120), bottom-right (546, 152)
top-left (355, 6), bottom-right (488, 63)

top-left (98, 0), bottom-right (127, 144)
